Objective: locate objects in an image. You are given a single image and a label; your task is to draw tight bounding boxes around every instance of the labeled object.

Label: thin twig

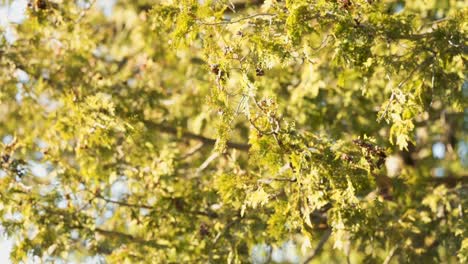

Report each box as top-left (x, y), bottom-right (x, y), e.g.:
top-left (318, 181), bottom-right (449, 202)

top-left (198, 13), bottom-right (276, 26)
top-left (146, 121), bottom-right (250, 151)
top-left (383, 246), bottom-right (398, 264)
top-left (213, 217), bottom-right (240, 244)
top-left (309, 35), bottom-right (332, 54)
top-left (196, 152), bottom-right (220, 174)
top-left (75, 0), bottom-right (97, 24)
top-left (377, 57), bottom-right (433, 122)
top-left (178, 142), bottom-right (204, 160)
top-left (303, 229), bottom-right (332, 264)
top-left (97, 194), bottom-right (153, 209)
top-left (42, 206), bottom-right (169, 250)
top-left (377, 92), bottom-right (395, 122)
top-left (249, 117), bottom-right (276, 135)
top-left (258, 177), bottom-right (297, 184)
top-left (93, 227), bottom-right (168, 249)
top-left (427, 17), bottom-right (449, 25)
top-left (94, 193), bottom-right (218, 217)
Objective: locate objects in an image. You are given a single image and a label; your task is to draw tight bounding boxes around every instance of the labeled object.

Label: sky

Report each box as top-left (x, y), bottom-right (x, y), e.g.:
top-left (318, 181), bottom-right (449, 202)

top-left (0, 1), bottom-right (116, 263)
top-left (0, 238), bottom-right (13, 263)
top-left (1, 1), bottom-right (35, 261)
top-left (0, 0), bottom-right (27, 260)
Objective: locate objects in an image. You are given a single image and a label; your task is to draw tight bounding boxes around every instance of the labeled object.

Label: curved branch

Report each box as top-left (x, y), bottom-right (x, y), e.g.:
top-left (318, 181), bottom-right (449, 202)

top-left (197, 13), bottom-right (276, 26)
top-left (94, 193), bottom-right (219, 218)
top-left (383, 246), bottom-right (399, 264)
top-left (303, 229), bottom-right (332, 264)
top-left (145, 121), bottom-right (250, 151)
top-left (93, 227), bottom-right (168, 249)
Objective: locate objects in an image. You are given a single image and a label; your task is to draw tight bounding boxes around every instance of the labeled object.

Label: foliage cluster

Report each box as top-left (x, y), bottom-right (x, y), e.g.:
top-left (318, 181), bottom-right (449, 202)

top-left (0, 0), bottom-right (466, 263)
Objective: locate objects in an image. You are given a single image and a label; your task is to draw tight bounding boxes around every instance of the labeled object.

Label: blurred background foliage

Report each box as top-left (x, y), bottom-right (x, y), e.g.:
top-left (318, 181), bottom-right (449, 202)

top-left (0, 0), bottom-right (466, 263)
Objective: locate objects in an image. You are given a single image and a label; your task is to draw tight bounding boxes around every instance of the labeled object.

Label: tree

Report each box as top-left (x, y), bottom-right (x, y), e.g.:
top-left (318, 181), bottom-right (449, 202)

top-left (0, 0), bottom-right (466, 263)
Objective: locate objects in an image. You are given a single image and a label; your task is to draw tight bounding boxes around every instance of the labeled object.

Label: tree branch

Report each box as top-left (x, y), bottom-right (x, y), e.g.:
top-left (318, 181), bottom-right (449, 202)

top-left (178, 142), bottom-right (205, 160)
top-left (96, 194), bottom-right (153, 209)
top-left (378, 57), bottom-right (433, 122)
top-left (93, 227), bottom-right (168, 249)
top-left (145, 121), bottom-right (250, 151)
top-left (41, 206), bottom-right (169, 250)
top-left (303, 229), bottom-right (332, 264)
top-left (429, 176), bottom-right (468, 187)
top-left (383, 245), bottom-right (399, 264)
top-left (213, 217), bottom-right (241, 245)
top-left (94, 193), bottom-right (219, 218)
top-left (197, 13), bottom-right (276, 26)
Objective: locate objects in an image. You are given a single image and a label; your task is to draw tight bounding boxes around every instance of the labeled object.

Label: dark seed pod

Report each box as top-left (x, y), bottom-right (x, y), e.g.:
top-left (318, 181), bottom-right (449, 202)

top-left (353, 18), bottom-right (361, 27)
top-left (37, 0), bottom-right (47, 10)
top-left (31, 0), bottom-right (47, 10)
top-left (256, 68), bottom-right (265, 76)
top-left (376, 158), bottom-right (385, 169)
top-left (199, 222), bottom-right (210, 237)
top-left (340, 0), bottom-right (353, 10)
top-left (210, 64), bottom-right (220, 75)
top-left (173, 198), bottom-right (185, 211)
top-left (2, 154), bottom-right (10, 163)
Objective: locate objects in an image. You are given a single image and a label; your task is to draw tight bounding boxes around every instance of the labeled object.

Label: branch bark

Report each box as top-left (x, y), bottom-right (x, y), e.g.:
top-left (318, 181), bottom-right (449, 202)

top-left (197, 13), bottom-right (275, 25)
top-left (42, 206), bottom-right (169, 250)
top-left (93, 227), bottom-right (168, 249)
top-left (94, 193), bottom-right (219, 218)
top-left (430, 176), bottom-right (468, 187)
top-left (145, 121), bottom-right (250, 151)
top-left (383, 246), bottom-right (399, 264)
top-left (303, 229), bottom-right (332, 264)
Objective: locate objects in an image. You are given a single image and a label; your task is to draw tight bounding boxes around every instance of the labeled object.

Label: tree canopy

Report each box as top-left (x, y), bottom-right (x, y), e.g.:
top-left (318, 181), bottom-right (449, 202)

top-left (0, 0), bottom-right (467, 263)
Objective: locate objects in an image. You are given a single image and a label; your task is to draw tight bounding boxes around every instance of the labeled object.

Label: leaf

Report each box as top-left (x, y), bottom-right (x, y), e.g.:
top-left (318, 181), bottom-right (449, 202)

top-left (246, 187), bottom-right (270, 209)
